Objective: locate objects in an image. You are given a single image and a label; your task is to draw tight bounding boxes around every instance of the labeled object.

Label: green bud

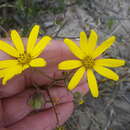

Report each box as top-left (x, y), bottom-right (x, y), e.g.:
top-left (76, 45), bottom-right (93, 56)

top-left (28, 92), bottom-right (45, 110)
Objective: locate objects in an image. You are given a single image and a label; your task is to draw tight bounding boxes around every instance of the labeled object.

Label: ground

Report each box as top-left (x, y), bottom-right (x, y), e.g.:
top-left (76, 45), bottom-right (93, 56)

top-left (0, 0), bottom-right (130, 130)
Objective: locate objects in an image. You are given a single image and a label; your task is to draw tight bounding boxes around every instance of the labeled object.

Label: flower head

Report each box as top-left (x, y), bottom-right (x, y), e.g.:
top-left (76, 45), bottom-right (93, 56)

top-left (58, 30), bottom-right (125, 97)
top-left (0, 25), bottom-right (51, 85)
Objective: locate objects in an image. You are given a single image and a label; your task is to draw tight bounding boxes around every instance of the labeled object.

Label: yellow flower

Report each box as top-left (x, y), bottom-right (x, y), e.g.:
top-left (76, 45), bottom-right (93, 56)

top-left (58, 30), bottom-right (125, 98)
top-left (79, 99), bottom-right (85, 105)
top-left (0, 25), bottom-right (51, 85)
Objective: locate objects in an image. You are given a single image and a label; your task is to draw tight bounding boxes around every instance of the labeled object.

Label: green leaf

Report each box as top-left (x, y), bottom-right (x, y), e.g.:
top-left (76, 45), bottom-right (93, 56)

top-left (15, 0), bottom-right (24, 11)
top-left (107, 18), bottom-right (115, 30)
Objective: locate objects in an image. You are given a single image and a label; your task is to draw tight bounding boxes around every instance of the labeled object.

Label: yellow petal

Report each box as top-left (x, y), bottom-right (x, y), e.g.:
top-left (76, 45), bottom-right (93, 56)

top-left (0, 69), bottom-right (5, 78)
top-left (31, 36), bottom-right (52, 58)
top-left (0, 74), bottom-right (3, 78)
top-left (87, 69), bottom-right (99, 98)
top-left (58, 60), bottom-right (82, 70)
top-left (1, 65), bottom-right (22, 85)
top-left (27, 25), bottom-right (40, 54)
top-left (23, 64), bottom-right (29, 71)
top-left (0, 60), bottom-right (18, 69)
top-left (29, 58), bottom-right (47, 67)
top-left (94, 65), bottom-right (119, 81)
top-left (92, 36), bottom-right (116, 58)
top-left (64, 39), bottom-right (85, 59)
top-left (0, 40), bottom-right (18, 57)
top-left (80, 32), bottom-right (89, 53)
top-left (95, 59), bottom-right (125, 67)
top-left (11, 30), bottom-right (24, 53)
top-left (88, 30), bottom-right (98, 53)
top-left (68, 67), bottom-right (85, 90)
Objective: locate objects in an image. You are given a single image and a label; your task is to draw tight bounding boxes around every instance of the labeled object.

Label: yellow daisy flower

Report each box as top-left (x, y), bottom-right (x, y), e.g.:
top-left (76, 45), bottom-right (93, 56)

top-left (0, 25), bottom-right (52, 85)
top-left (58, 30), bottom-right (125, 97)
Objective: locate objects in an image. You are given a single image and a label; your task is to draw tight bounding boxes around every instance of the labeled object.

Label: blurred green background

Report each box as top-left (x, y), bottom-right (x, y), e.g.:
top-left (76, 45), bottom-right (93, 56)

top-left (0, 0), bottom-right (82, 37)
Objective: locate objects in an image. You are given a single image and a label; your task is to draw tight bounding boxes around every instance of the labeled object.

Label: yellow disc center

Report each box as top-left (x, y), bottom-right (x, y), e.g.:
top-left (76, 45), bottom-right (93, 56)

top-left (82, 56), bottom-right (95, 69)
top-left (18, 52), bottom-right (31, 64)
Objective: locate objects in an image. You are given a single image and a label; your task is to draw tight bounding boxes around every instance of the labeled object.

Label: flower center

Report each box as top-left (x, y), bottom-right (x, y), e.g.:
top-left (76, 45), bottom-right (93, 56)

top-left (82, 56), bottom-right (95, 69)
top-left (17, 52), bottom-right (31, 64)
